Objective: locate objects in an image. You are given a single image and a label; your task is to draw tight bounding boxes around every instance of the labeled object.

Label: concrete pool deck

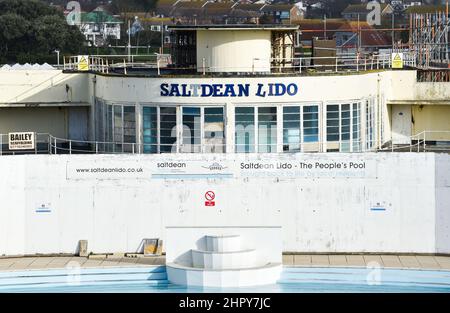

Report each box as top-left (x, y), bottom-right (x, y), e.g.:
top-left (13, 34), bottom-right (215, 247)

top-left (1, 254), bottom-right (450, 271)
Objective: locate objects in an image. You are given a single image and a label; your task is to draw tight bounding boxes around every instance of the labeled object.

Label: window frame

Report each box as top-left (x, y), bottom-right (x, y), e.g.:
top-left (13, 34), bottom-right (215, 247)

top-left (142, 104), bottom-right (226, 154)
top-left (325, 101), bottom-right (362, 152)
top-left (282, 103), bottom-right (320, 153)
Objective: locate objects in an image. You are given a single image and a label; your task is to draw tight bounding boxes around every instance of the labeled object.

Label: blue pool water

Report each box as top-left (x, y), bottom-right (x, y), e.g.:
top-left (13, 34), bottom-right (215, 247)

top-left (0, 266), bottom-right (449, 293)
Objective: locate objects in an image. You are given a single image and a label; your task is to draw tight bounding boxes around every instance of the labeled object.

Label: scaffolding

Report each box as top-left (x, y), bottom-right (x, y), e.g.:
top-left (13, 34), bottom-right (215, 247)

top-left (409, 8), bottom-right (450, 68)
top-left (271, 30), bottom-right (296, 71)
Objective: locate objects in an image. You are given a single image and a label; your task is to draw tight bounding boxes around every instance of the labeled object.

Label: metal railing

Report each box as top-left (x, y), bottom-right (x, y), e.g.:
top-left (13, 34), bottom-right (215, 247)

top-left (1, 131), bottom-right (449, 156)
top-left (63, 54), bottom-right (171, 74)
top-left (378, 131), bottom-right (450, 152)
top-left (62, 53), bottom-right (417, 75)
top-left (410, 131), bottom-right (450, 152)
top-left (270, 53), bottom-right (417, 74)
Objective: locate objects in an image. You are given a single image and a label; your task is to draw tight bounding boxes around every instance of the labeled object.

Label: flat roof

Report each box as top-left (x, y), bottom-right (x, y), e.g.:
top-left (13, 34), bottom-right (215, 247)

top-left (167, 24), bottom-right (299, 31)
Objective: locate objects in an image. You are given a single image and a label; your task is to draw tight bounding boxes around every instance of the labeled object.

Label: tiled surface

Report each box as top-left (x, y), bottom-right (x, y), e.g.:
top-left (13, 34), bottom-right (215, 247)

top-left (0, 255), bottom-right (449, 271)
top-left (380, 255), bottom-right (403, 268)
top-left (0, 256), bottom-right (165, 271)
top-left (345, 255), bottom-right (366, 266)
top-left (282, 255), bottom-right (294, 266)
top-left (329, 255), bottom-right (347, 266)
top-left (398, 256), bottom-right (421, 269)
top-left (293, 255), bottom-right (311, 266)
top-left (311, 255), bottom-right (330, 267)
top-left (287, 254), bottom-right (450, 270)
top-left (363, 255), bottom-right (384, 267)
top-left (434, 256), bottom-right (450, 270)
top-left (416, 255), bottom-right (442, 269)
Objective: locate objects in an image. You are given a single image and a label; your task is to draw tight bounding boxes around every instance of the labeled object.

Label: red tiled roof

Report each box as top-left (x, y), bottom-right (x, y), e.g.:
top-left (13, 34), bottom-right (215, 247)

top-left (337, 22), bottom-right (390, 47)
top-left (294, 19), bottom-right (348, 41)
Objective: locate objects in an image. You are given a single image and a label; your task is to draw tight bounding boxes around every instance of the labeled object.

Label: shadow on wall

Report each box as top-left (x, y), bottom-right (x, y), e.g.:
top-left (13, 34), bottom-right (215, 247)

top-left (0, 71), bottom-right (89, 104)
top-left (172, 236), bottom-right (208, 267)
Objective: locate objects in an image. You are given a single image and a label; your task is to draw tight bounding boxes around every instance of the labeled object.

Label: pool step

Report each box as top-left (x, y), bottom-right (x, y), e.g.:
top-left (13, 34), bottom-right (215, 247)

top-left (0, 266), bottom-right (168, 290)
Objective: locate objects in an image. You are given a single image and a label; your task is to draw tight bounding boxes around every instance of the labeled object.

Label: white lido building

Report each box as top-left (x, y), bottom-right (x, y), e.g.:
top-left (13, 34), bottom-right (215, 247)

top-left (0, 25), bottom-right (449, 256)
top-left (0, 25), bottom-right (449, 154)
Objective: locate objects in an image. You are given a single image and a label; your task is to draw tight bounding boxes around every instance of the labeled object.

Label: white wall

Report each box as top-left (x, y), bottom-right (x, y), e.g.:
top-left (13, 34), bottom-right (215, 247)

top-left (0, 152), bottom-right (448, 256)
top-left (196, 30), bottom-right (271, 73)
top-left (436, 153), bottom-right (450, 253)
top-left (93, 71), bottom-right (385, 104)
top-left (0, 71), bottom-right (89, 105)
top-left (414, 82), bottom-right (450, 101)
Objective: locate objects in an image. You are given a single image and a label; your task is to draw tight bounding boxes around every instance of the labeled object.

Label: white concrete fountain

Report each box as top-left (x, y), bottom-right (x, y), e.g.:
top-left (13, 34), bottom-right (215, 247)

top-left (165, 227), bottom-right (282, 288)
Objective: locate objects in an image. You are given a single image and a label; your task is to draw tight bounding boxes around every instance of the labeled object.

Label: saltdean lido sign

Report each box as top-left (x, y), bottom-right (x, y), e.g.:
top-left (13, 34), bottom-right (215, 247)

top-left (67, 158), bottom-right (376, 180)
top-left (160, 83), bottom-right (298, 97)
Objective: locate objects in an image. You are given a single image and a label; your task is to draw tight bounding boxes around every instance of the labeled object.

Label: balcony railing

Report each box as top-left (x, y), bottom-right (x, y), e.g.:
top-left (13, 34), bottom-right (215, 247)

top-left (62, 53), bottom-right (417, 76)
top-left (1, 131), bottom-right (449, 156)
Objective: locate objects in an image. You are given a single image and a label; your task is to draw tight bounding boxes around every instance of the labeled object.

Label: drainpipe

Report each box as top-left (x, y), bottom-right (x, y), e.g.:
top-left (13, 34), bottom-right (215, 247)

top-left (377, 73), bottom-right (382, 150)
top-left (90, 75), bottom-right (97, 142)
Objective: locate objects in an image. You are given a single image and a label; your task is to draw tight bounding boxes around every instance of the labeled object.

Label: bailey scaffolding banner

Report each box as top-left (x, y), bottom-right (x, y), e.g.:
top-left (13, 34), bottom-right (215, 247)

top-left (8, 132), bottom-right (35, 150)
top-left (66, 156), bottom-right (377, 180)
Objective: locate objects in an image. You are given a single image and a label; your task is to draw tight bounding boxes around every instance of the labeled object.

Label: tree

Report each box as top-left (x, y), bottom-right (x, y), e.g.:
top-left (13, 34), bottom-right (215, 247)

top-left (0, 13), bottom-right (29, 56)
top-left (0, 0), bottom-right (86, 64)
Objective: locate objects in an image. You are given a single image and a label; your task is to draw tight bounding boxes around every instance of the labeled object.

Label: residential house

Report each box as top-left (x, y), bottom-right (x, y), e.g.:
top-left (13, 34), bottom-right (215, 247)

top-left (341, 3), bottom-right (394, 21)
top-left (260, 4), bottom-right (295, 24)
top-left (293, 19), bottom-right (348, 49)
top-left (148, 0), bottom-right (301, 25)
top-left (71, 10), bottom-right (123, 46)
top-left (334, 21), bottom-right (390, 54)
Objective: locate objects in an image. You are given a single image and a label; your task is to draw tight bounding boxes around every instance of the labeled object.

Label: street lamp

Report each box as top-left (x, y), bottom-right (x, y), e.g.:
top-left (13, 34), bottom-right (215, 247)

top-left (53, 50), bottom-right (60, 67)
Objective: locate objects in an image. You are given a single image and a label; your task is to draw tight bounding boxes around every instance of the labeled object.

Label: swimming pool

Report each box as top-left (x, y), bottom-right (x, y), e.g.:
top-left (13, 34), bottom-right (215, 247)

top-left (0, 266), bottom-right (449, 293)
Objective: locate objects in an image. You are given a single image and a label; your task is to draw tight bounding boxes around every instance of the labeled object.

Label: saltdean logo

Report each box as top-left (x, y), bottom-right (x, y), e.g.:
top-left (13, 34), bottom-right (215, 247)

top-left (202, 162), bottom-right (228, 171)
top-left (160, 83), bottom-right (298, 98)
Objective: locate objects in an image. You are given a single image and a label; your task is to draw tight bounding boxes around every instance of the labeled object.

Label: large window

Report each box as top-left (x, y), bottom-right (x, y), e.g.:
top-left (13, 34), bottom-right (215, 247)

top-left (366, 99), bottom-right (375, 150)
top-left (326, 105), bottom-right (340, 142)
top-left (283, 106), bottom-right (301, 152)
top-left (99, 102), bottom-right (374, 154)
top-left (352, 103), bottom-right (361, 151)
top-left (94, 98), bottom-right (105, 142)
top-left (204, 107), bottom-right (225, 153)
top-left (235, 106), bottom-right (278, 153)
top-left (182, 107), bottom-right (201, 153)
top-left (113, 105), bottom-right (123, 151)
top-left (104, 104), bottom-right (137, 152)
top-left (123, 106), bottom-right (136, 152)
top-left (283, 105), bottom-right (319, 152)
top-left (235, 107), bottom-right (255, 153)
top-left (142, 106), bottom-right (225, 154)
top-left (303, 105), bottom-right (319, 143)
top-left (340, 104), bottom-right (351, 152)
top-left (159, 107), bottom-right (177, 153)
top-left (258, 107), bottom-right (277, 153)
top-left (143, 107), bottom-right (157, 153)
top-left (326, 102), bottom-right (361, 152)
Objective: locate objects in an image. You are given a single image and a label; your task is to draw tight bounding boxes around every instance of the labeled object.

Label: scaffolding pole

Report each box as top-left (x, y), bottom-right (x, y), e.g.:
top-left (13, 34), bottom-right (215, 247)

top-left (410, 11), bottom-right (450, 68)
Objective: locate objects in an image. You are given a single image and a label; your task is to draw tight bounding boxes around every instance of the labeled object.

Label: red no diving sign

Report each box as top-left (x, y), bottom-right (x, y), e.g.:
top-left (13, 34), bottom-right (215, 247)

top-left (205, 191), bottom-right (215, 207)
